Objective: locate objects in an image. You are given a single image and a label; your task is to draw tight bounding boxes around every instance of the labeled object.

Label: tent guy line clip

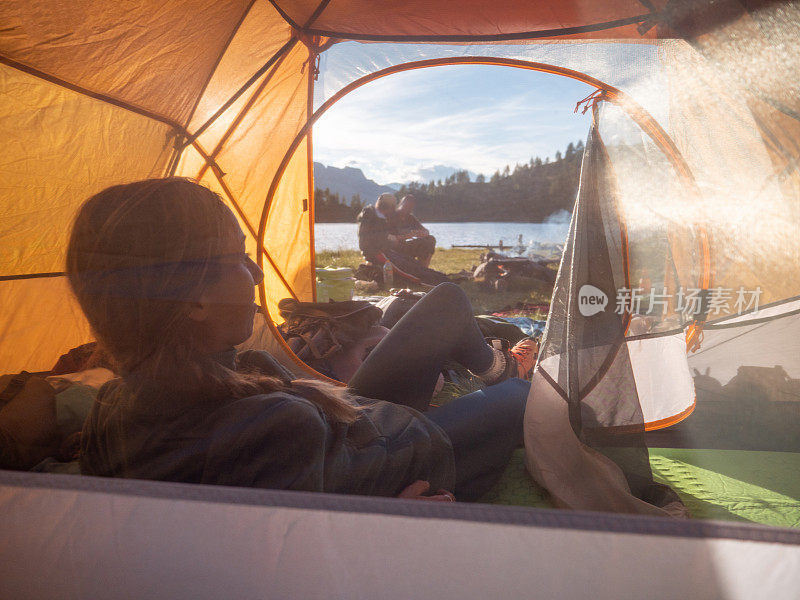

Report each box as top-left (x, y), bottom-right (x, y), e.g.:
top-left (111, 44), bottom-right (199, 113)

top-left (575, 89), bottom-right (608, 115)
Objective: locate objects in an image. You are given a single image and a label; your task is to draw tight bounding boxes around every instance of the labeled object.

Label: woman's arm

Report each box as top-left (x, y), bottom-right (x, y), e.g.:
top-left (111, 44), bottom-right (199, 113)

top-left (204, 395), bottom-right (328, 492)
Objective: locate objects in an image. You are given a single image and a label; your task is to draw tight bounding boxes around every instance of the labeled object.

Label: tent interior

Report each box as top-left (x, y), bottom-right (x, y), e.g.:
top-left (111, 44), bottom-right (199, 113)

top-left (2, 1), bottom-right (800, 595)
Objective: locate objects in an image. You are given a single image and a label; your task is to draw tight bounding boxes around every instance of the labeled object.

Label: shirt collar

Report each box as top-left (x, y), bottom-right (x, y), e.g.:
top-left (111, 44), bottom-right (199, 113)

top-left (210, 348), bottom-right (237, 370)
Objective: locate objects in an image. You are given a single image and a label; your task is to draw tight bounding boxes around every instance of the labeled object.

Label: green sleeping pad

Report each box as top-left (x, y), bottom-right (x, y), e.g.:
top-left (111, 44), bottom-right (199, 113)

top-left (482, 448), bottom-right (800, 528)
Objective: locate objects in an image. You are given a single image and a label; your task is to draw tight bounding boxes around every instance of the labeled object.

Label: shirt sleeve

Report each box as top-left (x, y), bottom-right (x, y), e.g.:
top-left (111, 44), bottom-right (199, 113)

top-left (203, 394), bottom-right (329, 492)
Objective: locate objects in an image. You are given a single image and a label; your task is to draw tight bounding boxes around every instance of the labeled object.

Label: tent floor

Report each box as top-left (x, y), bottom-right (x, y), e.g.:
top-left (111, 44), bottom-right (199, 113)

top-left (482, 448), bottom-right (800, 528)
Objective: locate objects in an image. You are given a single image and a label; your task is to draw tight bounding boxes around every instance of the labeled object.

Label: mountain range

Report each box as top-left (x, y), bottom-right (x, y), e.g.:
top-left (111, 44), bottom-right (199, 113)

top-left (385, 165), bottom-right (479, 190)
top-left (313, 162), bottom-right (394, 206)
top-left (314, 162), bottom-right (477, 204)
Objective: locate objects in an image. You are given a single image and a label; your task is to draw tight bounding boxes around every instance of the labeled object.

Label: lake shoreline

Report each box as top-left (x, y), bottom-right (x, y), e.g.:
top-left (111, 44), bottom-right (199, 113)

top-left (314, 218), bottom-right (567, 224)
top-left (314, 220), bottom-right (570, 253)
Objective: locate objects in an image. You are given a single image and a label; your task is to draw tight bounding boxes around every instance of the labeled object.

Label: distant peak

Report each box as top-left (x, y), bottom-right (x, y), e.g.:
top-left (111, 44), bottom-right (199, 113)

top-left (313, 161), bottom-right (394, 205)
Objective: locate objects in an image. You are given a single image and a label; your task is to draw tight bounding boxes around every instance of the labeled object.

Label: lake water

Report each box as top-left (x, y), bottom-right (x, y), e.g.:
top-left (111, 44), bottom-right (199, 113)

top-left (315, 221), bottom-right (570, 252)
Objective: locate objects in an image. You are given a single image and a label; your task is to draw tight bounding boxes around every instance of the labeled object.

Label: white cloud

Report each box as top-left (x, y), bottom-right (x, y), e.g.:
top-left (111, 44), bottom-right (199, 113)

top-left (314, 66), bottom-right (593, 184)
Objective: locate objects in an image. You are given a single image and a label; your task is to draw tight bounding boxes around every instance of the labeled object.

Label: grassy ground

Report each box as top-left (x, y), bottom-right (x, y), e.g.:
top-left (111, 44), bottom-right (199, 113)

top-left (315, 247), bottom-right (554, 316)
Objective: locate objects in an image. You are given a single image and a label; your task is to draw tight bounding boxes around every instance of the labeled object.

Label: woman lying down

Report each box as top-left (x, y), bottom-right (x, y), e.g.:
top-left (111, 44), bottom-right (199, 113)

top-left (67, 178), bottom-right (539, 501)
top-left (65, 177), bottom-right (686, 515)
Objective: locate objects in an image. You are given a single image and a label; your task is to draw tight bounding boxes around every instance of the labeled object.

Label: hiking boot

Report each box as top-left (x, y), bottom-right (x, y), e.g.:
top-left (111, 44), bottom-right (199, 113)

top-left (509, 337), bottom-right (539, 379)
top-left (478, 337), bottom-right (539, 384)
top-left (478, 337), bottom-right (516, 384)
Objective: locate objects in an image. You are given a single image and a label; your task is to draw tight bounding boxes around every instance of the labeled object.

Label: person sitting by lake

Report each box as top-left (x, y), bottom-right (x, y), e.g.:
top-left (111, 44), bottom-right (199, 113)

top-left (356, 192), bottom-right (396, 262)
top-left (391, 194), bottom-right (436, 268)
top-left (357, 193), bottom-right (447, 287)
top-left (69, 178), bottom-right (537, 501)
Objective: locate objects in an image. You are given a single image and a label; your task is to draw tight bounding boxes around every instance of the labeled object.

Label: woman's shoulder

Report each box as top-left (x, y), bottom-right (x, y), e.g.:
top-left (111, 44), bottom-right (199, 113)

top-left (93, 376), bottom-right (325, 431)
top-left (235, 350), bottom-right (294, 383)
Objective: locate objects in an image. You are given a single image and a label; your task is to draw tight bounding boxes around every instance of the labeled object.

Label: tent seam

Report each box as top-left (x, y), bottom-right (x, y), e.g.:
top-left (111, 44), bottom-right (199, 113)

top-left (0, 54), bottom-right (186, 134)
top-left (184, 0), bottom-right (257, 130)
top-left (266, 0), bottom-right (303, 30)
top-left (196, 49), bottom-right (292, 181)
top-left (0, 272), bottom-right (65, 282)
top-left (168, 0), bottom-right (259, 176)
top-left (705, 293), bottom-right (800, 326)
top-left (190, 141), bottom-right (299, 301)
top-left (303, 0), bottom-right (334, 29)
top-left (292, 14), bottom-right (653, 43)
top-left (183, 37), bottom-right (298, 147)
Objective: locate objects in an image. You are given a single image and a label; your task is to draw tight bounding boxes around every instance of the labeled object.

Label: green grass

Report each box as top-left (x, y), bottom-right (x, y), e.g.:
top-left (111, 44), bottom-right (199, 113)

top-left (315, 247), bottom-right (554, 316)
top-left (314, 249), bottom-right (363, 269)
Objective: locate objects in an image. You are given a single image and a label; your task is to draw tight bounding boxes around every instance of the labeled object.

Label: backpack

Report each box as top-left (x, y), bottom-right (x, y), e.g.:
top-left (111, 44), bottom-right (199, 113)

top-left (277, 298), bottom-right (383, 364)
top-left (0, 372), bottom-right (60, 470)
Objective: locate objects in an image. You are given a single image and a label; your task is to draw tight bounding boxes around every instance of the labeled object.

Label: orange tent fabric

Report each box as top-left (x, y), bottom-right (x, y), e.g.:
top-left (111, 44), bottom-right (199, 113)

top-left (0, 0), bottom-right (797, 383)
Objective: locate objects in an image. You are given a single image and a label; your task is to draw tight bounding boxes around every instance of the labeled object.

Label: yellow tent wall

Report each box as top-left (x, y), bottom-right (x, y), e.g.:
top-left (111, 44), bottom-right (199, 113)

top-left (0, 1), bottom-right (309, 372)
top-left (1, 0), bottom-right (798, 377)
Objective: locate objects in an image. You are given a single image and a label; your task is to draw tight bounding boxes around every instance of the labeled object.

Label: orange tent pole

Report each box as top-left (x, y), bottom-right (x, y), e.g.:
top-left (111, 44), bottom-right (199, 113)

top-left (257, 56), bottom-right (711, 389)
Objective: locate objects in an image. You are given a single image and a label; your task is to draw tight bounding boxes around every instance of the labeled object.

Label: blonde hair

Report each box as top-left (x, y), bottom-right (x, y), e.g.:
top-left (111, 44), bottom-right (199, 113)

top-left (66, 178), bottom-right (359, 423)
top-left (375, 192), bottom-right (397, 212)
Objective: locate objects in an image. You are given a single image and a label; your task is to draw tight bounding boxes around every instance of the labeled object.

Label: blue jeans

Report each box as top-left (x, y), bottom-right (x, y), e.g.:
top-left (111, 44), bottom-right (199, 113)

top-left (349, 283), bottom-right (529, 501)
top-left (427, 378), bottom-right (528, 501)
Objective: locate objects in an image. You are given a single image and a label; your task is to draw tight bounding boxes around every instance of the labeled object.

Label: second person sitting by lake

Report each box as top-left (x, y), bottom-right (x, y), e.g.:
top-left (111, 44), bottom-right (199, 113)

top-left (390, 194), bottom-right (436, 268)
top-left (357, 192), bottom-right (448, 287)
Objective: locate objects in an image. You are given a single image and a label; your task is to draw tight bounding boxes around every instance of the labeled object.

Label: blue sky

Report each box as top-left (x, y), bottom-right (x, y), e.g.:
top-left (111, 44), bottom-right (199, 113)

top-left (313, 64), bottom-right (595, 185)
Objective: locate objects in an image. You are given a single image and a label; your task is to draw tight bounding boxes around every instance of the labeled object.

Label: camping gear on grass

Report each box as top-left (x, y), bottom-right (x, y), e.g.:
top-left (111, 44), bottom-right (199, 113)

top-left (354, 262), bottom-right (384, 285)
top-left (472, 252), bottom-right (557, 291)
top-left (315, 266), bottom-right (354, 302)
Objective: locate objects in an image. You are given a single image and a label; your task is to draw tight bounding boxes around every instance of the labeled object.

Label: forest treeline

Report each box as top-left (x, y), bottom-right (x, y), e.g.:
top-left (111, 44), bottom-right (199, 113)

top-left (314, 139), bottom-right (583, 223)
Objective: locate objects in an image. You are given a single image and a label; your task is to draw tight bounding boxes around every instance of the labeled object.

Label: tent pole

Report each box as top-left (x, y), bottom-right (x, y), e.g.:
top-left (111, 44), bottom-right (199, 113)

top-left (305, 43), bottom-right (319, 301)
